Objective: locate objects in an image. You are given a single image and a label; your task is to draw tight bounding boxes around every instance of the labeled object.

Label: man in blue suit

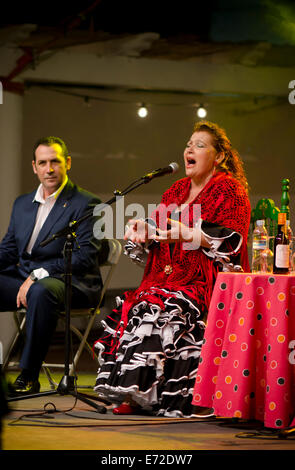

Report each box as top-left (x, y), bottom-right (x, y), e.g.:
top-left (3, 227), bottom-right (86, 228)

top-left (0, 136), bottom-right (105, 395)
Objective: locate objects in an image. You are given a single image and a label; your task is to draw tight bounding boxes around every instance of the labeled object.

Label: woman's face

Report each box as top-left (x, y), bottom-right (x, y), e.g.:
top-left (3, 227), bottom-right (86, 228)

top-left (183, 131), bottom-right (220, 185)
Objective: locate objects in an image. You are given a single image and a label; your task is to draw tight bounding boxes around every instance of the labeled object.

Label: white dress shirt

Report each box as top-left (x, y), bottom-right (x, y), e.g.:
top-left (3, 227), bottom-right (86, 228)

top-left (26, 176), bottom-right (68, 280)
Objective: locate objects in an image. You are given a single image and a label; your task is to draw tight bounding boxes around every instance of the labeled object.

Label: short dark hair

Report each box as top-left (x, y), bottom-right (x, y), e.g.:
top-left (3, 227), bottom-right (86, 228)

top-left (33, 136), bottom-right (68, 161)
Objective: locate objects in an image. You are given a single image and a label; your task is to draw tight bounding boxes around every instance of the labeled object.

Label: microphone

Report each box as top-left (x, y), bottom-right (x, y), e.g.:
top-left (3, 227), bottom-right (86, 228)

top-left (142, 162), bottom-right (179, 181)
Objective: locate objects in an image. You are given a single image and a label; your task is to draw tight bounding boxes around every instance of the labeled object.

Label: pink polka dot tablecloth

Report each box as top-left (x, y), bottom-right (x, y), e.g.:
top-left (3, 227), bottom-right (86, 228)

top-left (193, 272), bottom-right (295, 429)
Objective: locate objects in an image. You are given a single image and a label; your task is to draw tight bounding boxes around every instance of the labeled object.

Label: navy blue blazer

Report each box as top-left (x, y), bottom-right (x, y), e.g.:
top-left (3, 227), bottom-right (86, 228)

top-left (0, 179), bottom-right (106, 307)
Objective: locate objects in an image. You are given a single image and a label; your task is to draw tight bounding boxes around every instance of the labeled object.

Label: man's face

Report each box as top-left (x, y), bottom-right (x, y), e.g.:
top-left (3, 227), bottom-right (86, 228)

top-left (32, 143), bottom-right (71, 198)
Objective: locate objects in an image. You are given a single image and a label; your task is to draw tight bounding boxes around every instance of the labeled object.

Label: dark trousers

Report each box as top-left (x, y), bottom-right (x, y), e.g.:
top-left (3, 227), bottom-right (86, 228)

top-left (0, 270), bottom-right (88, 379)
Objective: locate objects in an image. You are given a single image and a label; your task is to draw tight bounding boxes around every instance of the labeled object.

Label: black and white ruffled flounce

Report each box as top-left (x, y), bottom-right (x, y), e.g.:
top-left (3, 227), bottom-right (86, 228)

top-left (94, 288), bottom-right (206, 418)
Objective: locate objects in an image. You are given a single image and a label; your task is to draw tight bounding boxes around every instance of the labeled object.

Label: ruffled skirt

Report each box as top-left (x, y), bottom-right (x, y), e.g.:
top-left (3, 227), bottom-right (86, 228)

top-left (94, 287), bottom-right (206, 417)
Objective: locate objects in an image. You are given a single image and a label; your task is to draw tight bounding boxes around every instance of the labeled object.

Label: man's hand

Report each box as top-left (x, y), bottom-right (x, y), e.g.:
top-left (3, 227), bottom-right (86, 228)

top-left (16, 277), bottom-right (34, 308)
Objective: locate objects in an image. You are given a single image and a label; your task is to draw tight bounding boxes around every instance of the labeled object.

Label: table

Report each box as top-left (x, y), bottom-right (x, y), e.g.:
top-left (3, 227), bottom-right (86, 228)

top-left (193, 272), bottom-right (295, 429)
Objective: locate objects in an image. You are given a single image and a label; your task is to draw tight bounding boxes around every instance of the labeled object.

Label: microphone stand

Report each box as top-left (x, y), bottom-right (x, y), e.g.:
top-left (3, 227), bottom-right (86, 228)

top-left (6, 173), bottom-right (160, 412)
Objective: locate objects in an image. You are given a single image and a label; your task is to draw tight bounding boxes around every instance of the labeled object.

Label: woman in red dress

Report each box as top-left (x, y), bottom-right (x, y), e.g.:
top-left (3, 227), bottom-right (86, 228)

top-left (94, 120), bottom-right (251, 417)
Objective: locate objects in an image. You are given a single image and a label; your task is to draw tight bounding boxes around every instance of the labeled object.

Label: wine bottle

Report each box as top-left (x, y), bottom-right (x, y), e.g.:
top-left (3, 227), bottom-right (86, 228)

top-left (273, 212), bottom-right (290, 274)
top-left (286, 219), bottom-right (293, 272)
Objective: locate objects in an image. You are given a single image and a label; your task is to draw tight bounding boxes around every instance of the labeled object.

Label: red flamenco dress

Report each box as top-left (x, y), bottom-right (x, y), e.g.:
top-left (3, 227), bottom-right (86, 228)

top-left (94, 172), bottom-right (251, 417)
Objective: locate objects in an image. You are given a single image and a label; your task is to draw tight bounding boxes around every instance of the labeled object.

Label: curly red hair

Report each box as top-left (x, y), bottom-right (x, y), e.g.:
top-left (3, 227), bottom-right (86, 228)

top-left (193, 120), bottom-right (249, 192)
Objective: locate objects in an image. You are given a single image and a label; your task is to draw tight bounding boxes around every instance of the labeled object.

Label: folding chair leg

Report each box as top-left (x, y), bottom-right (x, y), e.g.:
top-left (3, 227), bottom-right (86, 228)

top-left (42, 365), bottom-right (58, 390)
top-left (69, 313), bottom-right (99, 376)
top-left (3, 314), bottom-right (26, 370)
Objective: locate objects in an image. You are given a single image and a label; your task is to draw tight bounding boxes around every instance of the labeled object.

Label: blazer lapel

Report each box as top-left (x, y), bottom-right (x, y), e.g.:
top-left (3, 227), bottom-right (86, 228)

top-left (32, 180), bottom-right (75, 249)
top-left (20, 196), bottom-right (40, 253)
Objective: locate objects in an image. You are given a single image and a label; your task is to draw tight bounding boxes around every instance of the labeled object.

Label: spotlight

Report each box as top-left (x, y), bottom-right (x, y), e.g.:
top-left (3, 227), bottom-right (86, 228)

top-left (197, 105), bottom-right (207, 118)
top-left (137, 104), bottom-right (148, 118)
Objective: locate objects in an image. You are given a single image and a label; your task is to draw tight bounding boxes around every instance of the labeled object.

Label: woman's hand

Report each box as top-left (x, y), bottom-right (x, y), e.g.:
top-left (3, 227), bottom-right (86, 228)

top-left (124, 219), bottom-right (152, 244)
top-left (151, 218), bottom-right (201, 248)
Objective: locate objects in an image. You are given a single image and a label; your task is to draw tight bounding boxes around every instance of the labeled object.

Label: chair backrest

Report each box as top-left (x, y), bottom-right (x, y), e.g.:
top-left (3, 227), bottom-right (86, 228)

top-left (104, 238), bottom-right (123, 267)
top-left (97, 238), bottom-right (122, 309)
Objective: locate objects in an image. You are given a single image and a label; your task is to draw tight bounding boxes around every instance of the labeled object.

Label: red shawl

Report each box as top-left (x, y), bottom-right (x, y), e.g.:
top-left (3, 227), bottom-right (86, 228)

top-left (122, 172), bottom-right (251, 320)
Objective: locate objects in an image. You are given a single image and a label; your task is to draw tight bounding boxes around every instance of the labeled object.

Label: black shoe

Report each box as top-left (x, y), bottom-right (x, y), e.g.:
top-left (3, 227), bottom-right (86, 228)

top-left (10, 372), bottom-right (40, 396)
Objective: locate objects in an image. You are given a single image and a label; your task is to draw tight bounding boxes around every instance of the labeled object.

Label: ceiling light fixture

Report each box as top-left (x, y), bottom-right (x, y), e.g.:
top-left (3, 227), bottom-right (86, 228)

top-left (137, 103), bottom-right (148, 118)
top-left (197, 104), bottom-right (207, 118)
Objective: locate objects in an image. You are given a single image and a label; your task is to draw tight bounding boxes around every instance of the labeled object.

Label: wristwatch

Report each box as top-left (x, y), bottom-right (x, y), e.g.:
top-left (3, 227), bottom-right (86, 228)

top-left (29, 271), bottom-right (38, 282)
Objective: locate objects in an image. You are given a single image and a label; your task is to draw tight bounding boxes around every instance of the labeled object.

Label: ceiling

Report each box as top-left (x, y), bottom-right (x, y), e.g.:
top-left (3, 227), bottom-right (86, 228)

top-left (1, 0), bottom-right (214, 37)
top-left (1, 0), bottom-right (295, 68)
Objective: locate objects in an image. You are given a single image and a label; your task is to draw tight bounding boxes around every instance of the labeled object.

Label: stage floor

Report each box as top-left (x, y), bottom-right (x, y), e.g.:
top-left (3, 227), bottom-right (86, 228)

top-left (2, 347), bottom-right (295, 455)
top-left (2, 372), bottom-right (295, 453)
